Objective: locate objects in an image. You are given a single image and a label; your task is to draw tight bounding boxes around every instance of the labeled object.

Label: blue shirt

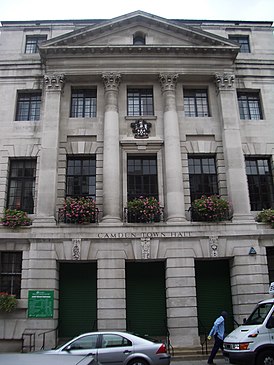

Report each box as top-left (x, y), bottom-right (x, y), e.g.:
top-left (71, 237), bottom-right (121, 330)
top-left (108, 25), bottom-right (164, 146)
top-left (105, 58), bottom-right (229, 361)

top-left (209, 315), bottom-right (225, 340)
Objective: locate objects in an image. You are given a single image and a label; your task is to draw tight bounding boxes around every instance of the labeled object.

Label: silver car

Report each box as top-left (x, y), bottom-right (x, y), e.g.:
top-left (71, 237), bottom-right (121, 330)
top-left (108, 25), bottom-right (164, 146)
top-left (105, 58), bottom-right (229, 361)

top-left (44, 331), bottom-right (171, 365)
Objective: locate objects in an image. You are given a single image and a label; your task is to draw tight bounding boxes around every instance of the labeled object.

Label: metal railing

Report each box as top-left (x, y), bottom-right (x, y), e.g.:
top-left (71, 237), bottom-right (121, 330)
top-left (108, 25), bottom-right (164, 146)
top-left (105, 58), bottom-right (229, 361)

top-left (38, 327), bottom-right (58, 350)
top-left (123, 207), bottom-right (164, 223)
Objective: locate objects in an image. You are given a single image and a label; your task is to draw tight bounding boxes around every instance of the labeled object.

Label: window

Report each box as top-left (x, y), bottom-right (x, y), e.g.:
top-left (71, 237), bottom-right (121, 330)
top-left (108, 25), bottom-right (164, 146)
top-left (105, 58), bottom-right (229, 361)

top-left (66, 157), bottom-right (96, 199)
top-left (7, 159), bottom-right (36, 214)
top-left (127, 156), bottom-right (158, 200)
top-left (127, 88), bottom-right (154, 116)
top-left (25, 35), bottom-right (47, 54)
top-left (70, 89), bottom-right (97, 118)
top-left (266, 247), bottom-right (274, 283)
top-left (0, 252), bottom-right (22, 298)
top-left (184, 89), bottom-right (209, 117)
top-left (68, 334), bottom-right (99, 350)
top-left (188, 156), bottom-right (218, 202)
top-left (245, 157), bottom-right (274, 211)
top-left (16, 92), bottom-right (41, 121)
top-left (133, 32), bottom-right (145, 45)
top-left (229, 35), bottom-right (250, 53)
top-left (101, 334), bottom-right (131, 348)
top-left (237, 92), bottom-right (262, 120)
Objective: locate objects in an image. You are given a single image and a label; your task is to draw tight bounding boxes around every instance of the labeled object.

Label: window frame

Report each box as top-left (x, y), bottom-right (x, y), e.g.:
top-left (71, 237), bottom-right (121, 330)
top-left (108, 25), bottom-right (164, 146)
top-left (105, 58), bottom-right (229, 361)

top-left (228, 35), bottom-right (250, 53)
top-left (188, 155), bottom-right (219, 202)
top-left (0, 251), bottom-right (22, 298)
top-left (7, 158), bottom-right (36, 214)
top-left (183, 89), bottom-right (210, 117)
top-left (237, 91), bottom-right (263, 120)
top-left (127, 88), bottom-right (154, 117)
top-left (245, 157), bottom-right (274, 211)
top-left (25, 35), bottom-right (47, 54)
top-left (127, 155), bottom-right (158, 201)
top-left (70, 88), bottom-right (97, 118)
top-left (66, 156), bottom-right (96, 199)
top-left (16, 91), bottom-right (42, 121)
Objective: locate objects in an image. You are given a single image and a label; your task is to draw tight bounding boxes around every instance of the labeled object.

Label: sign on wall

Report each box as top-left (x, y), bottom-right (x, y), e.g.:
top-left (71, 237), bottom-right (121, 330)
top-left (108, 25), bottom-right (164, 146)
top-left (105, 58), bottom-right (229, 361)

top-left (28, 290), bottom-right (54, 318)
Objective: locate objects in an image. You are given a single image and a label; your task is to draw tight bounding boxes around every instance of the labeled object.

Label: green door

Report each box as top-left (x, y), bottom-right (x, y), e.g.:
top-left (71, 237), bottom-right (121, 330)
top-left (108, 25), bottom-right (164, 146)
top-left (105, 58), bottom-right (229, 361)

top-left (195, 259), bottom-right (234, 336)
top-left (126, 261), bottom-right (167, 337)
top-left (59, 262), bottom-right (97, 338)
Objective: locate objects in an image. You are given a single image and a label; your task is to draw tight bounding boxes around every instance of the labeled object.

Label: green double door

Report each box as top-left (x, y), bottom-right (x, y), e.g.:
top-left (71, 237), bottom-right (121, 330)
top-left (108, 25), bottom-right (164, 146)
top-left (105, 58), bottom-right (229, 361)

top-left (195, 259), bottom-right (234, 336)
top-left (58, 263), bottom-right (97, 338)
top-left (126, 261), bottom-right (167, 337)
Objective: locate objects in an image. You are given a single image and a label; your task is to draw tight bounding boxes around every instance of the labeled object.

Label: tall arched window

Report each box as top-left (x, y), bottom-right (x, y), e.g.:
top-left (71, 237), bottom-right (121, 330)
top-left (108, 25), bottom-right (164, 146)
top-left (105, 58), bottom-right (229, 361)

top-left (133, 32), bottom-right (146, 45)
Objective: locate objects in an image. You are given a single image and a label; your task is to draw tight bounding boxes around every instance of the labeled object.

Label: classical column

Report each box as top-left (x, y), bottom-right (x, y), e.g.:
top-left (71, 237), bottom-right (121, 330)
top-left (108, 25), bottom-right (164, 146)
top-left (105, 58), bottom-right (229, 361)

top-left (33, 74), bottom-right (65, 226)
top-left (101, 73), bottom-right (121, 222)
top-left (215, 73), bottom-right (253, 221)
top-left (159, 73), bottom-right (186, 222)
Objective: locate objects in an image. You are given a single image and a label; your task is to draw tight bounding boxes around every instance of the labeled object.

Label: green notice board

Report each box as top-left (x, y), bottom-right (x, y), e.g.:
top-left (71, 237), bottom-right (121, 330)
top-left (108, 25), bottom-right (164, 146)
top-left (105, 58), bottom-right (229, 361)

top-left (28, 290), bottom-right (54, 318)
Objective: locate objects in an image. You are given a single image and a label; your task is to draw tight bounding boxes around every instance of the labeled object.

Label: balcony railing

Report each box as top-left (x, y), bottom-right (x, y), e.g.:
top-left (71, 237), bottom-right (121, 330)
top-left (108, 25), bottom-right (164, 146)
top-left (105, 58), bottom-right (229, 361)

top-left (124, 207), bottom-right (164, 223)
top-left (58, 208), bottom-right (99, 224)
top-left (189, 207), bottom-right (233, 222)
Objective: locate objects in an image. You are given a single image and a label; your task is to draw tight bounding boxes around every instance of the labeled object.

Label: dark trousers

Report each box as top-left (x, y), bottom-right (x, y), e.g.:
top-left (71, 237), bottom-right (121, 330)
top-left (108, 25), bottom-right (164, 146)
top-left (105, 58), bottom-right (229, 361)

top-left (208, 334), bottom-right (223, 364)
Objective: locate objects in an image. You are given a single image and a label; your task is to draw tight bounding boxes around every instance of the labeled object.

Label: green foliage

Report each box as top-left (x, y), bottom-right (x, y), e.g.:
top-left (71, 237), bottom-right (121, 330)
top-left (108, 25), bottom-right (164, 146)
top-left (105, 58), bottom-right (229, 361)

top-left (1, 209), bottom-right (32, 228)
top-left (256, 209), bottom-right (274, 228)
top-left (0, 292), bottom-right (17, 312)
top-left (191, 195), bottom-right (231, 222)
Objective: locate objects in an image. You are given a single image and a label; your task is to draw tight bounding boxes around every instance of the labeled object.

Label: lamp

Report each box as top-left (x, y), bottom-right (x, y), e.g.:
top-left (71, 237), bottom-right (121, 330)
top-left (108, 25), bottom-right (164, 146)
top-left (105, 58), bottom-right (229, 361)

top-left (249, 247), bottom-right (257, 256)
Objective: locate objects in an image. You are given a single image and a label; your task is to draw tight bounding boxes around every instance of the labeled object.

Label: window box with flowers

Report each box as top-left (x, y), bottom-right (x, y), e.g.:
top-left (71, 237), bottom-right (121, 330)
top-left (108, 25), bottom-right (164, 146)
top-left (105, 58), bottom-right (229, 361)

top-left (125, 196), bottom-right (163, 223)
top-left (58, 196), bottom-right (99, 224)
top-left (0, 292), bottom-right (17, 313)
top-left (190, 195), bottom-right (232, 222)
top-left (0, 209), bottom-right (32, 228)
top-left (256, 209), bottom-right (274, 228)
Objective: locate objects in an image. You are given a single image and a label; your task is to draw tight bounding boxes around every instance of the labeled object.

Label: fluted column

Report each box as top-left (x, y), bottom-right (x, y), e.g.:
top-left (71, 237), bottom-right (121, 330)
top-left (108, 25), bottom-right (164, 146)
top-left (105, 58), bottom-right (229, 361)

top-left (33, 74), bottom-right (65, 226)
top-left (215, 73), bottom-right (253, 221)
top-left (159, 73), bottom-right (186, 222)
top-left (101, 73), bottom-right (121, 222)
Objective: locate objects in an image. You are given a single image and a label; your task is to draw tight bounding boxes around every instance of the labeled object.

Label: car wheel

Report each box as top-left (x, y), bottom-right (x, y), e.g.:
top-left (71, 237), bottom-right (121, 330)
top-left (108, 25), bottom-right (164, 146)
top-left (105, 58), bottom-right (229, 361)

top-left (256, 350), bottom-right (274, 365)
top-left (128, 358), bottom-right (149, 365)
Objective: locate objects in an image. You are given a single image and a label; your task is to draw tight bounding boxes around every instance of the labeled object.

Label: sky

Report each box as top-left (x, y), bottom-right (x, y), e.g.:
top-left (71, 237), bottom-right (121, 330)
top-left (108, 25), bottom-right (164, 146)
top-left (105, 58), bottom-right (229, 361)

top-left (0, 0), bottom-right (273, 22)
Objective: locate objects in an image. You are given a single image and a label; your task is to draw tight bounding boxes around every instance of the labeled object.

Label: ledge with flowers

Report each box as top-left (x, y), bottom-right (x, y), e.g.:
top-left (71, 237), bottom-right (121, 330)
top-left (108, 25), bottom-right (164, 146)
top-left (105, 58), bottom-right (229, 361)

top-left (58, 196), bottom-right (99, 224)
top-left (0, 292), bottom-right (17, 313)
top-left (0, 208), bottom-right (32, 228)
top-left (125, 196), bottom-right (163, 223)
top-left (190, 195), bottom-right (233, 222)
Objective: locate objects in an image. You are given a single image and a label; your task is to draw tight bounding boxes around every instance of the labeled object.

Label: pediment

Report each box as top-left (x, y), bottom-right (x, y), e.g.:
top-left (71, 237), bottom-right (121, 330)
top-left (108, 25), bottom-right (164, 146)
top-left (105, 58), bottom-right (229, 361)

top-left (39, 11), bottom-right (239, 58)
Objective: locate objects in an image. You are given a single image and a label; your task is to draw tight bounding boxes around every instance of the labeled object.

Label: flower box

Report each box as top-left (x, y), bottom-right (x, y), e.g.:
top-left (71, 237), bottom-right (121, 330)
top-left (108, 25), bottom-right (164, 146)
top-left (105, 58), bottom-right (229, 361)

top-left (126, 196), bottom-right (163, 223)
top-left (0, 209), bottom-right (32, 228)
top-left (0, 292), bottom-right (17, 312)
top-left (59, 197), bottom-right (98, 224)
top-left (190, 195), bottom-right (232, 222)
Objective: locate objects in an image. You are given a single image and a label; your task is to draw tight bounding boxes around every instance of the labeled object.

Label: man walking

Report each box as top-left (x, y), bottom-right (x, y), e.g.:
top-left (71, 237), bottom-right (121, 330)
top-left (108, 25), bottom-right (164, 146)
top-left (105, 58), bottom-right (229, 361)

top-left (207, 311), bottom-right (228, 364)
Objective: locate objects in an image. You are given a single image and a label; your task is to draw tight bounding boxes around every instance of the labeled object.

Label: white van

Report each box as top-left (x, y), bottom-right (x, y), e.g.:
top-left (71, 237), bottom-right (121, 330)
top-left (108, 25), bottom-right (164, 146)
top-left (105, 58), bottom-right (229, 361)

top-left (223, 283), bottom-right (274, 365)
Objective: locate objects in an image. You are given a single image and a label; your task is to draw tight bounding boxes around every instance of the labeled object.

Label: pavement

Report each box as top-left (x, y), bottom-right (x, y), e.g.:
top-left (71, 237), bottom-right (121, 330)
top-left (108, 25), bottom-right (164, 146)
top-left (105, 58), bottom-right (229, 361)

top-left (171, 357), bottom-right (228, 365)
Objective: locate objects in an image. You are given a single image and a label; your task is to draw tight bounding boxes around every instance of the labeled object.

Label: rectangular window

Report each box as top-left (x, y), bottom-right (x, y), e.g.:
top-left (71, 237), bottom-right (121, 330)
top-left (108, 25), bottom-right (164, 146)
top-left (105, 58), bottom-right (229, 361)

top-left (7, 159), bottom-right (36, 214)
top-left (16, 92), bottom-right (42, 121)
top-left (237, 92), bottom-right (262, 120)
top-left (25, 35), bottom-right (47, 54)
top-left (266, 247), bottom-right (274, 283)
top-left (66, 156), bottom-right (96, 199)
top-left (229, 35), bottom-right (250, 53)
top-left (70, 89), bottom-right (97, 118)
top-left (188, 156), bottom-right (218, 202)
top-left (0, 252), bottom-right (22, 298)
top-left (245, 157), bottom-right (274, 211)
top-left (127, 156), bottom-right (158, 200)
top-left (184, 89), bottom-right (209, 117)
top-left (127, 88), bottom-right (154, 116)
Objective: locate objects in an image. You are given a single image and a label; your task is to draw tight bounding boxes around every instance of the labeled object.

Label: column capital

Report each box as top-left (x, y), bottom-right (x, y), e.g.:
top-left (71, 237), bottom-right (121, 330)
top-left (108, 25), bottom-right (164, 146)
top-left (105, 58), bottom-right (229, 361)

top-left (102, 72), bottom-right (121, 91)
top-left (44, 74), bottom-right (65, 91)
top-left (215, 72), bottom-right (235, 91)
top-left (159, 73), bottom-right (179, 92)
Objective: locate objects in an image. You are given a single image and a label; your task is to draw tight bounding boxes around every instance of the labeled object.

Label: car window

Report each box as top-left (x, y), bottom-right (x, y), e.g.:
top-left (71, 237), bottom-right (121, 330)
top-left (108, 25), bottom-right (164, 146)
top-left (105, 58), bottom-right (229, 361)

top-left (245, 303), bottom-right (273, 325)
top-left (68, 335), bottom-right (98, 350)
top-left (101, 334), bottom-right (132, 348)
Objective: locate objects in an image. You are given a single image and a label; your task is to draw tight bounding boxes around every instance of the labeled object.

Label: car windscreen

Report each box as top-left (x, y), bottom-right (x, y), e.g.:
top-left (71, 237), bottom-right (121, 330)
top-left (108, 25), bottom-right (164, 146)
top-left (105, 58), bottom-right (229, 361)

top-left (245, 303), bottom-right (273, 325)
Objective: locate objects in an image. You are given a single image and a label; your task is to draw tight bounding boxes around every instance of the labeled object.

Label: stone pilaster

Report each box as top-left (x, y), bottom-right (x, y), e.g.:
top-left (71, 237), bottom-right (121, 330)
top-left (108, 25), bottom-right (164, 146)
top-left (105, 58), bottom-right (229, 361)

top-left (215, 73), bottom-right (253, 221)
top-left (159, 73), bottom-right (186, 222)
top-left (101, 73), bottom-right (121, 222)
top-left (33, 74), bottom-right (65, 226)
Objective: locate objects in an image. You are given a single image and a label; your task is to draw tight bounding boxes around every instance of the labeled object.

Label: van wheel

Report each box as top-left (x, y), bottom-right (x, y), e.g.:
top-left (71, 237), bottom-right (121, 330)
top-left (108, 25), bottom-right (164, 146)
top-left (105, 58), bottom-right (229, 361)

top-left (256, 350), bottom-right (274, 365)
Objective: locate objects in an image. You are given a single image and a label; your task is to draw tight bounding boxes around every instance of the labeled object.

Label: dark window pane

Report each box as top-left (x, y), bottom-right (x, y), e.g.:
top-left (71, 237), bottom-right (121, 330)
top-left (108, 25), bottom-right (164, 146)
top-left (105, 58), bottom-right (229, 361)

top-left (0, 252), bottom-right (22, 298)
top-left (237, 92), bottom-right (262, 120)
top-left (70, 89), bottom-right (97, 118)
top-left (127, 88), bottom-right (154, 116)
top-left (16, 92), bottom-right (41, 121)
top-left (25, 35), bottom-right (47, 53)
top-left (184, 89), bottom-right (209, 117)
top-left (229, 35), bottom-right (250, 53)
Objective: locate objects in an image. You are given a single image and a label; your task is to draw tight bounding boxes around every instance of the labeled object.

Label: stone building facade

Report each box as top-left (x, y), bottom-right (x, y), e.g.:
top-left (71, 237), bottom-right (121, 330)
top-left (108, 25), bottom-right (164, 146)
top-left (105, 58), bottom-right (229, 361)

top-left (0, 10), bottom-right (273, 352)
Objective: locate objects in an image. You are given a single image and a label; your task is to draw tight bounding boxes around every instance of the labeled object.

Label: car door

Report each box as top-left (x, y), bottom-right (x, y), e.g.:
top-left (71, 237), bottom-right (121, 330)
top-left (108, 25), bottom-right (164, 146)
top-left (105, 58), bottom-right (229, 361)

top-left (63, 334), bottom-right (99, 358)
top-left (97, 334), bottom-right (133, 365)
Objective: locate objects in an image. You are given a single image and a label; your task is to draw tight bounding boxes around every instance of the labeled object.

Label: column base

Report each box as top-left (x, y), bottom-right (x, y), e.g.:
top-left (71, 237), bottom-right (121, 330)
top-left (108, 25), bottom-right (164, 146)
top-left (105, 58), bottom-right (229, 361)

top-left (101, 215), bottom-right (121, 223)
top-left (166, 215), bottom-right (187, 223)
top-left (32, 216), bottom-right (57, 227)
top-left (232, 213), bottom-right (255, 222)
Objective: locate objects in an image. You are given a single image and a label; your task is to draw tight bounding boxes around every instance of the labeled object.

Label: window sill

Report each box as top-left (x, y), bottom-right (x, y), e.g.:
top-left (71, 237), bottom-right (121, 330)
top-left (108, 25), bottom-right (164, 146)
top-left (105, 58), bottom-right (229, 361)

top-left (125, 115), bottom-right (157, 121)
